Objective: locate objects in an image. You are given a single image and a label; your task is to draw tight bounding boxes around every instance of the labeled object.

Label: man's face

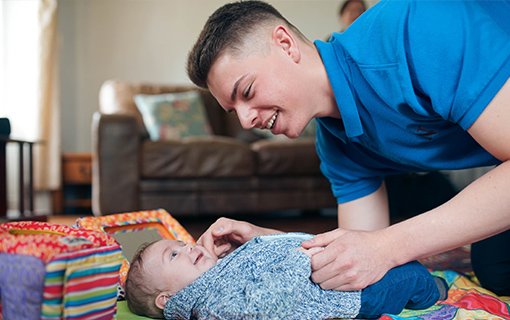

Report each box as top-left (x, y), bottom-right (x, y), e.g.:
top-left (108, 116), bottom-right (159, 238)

top-left (207, 37), bottom-right (316, 139)
top-left (143, 240), bottom-right (218, 294)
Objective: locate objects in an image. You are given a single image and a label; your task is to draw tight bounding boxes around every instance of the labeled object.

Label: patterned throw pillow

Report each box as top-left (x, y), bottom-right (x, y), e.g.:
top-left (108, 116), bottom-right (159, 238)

top-left (134, 91), bottom-right (211, 140)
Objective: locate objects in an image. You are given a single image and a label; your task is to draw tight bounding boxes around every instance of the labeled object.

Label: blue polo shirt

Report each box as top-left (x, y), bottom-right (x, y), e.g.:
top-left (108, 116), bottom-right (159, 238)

top-left (314, 0), bottom-right (509, 203)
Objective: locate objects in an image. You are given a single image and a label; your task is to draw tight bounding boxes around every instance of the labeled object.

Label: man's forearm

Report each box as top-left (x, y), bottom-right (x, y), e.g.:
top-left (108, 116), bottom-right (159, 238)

top-left (382, 161), bottom-right (510, 268)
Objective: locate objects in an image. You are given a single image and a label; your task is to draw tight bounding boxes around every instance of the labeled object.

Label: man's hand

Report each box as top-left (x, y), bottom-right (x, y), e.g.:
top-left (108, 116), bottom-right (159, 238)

top-left (197, 217), bottom-right (281, 258)
top-left (301, 228), bottom-right (393, 291)
top-left (297, 246), bottom-right (324, 258)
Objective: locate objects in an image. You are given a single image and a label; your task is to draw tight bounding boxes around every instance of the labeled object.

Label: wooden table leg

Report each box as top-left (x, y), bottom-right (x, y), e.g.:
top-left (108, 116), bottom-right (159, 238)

top-left (28, 142), bottom-right (34, 214)
top-left (18, 141), bottom-right (25, 215)
top-left (0, 142), bottom-right (6, 217)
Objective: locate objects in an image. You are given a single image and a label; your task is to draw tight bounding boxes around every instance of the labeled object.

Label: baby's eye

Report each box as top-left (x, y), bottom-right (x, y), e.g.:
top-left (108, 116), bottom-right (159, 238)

top-left (170, 251), bottom-right (178, 260)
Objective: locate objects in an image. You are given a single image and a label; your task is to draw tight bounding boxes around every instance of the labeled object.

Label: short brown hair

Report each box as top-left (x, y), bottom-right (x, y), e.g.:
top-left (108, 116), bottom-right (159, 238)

top-left (187, 0), bottom-right (307, 89)
top-left (124, 241), bottom-right (163, 319)
top-left (339, 0), bottom-right (367, 16)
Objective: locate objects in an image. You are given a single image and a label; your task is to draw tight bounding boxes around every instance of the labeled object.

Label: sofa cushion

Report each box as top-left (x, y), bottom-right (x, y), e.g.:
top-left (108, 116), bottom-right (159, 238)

top-left (141, 136), bottom-right (255, 178)
top-left (135, 91), bottom-right (211, 140)
top-left (251, 138), bottom-right (322, 176)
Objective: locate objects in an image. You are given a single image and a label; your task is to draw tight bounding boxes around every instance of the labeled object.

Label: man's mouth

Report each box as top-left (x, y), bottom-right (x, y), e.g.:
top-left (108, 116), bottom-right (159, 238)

top-left (266, 111), bottom-right (278, 130)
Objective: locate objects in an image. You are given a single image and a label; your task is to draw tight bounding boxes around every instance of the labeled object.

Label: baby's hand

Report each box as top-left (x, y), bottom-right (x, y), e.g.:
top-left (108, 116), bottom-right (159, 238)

top-left (297, 246), bottom-right (324, 258)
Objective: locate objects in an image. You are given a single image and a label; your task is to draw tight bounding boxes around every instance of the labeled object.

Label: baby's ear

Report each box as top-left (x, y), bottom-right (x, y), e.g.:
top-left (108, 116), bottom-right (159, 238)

top-left (155, 291), bottom-right (172, 310)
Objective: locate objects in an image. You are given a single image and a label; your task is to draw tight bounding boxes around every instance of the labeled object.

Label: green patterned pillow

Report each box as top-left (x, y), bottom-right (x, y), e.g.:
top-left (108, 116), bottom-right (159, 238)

top-left (134, 91), bottom-right (211, 140)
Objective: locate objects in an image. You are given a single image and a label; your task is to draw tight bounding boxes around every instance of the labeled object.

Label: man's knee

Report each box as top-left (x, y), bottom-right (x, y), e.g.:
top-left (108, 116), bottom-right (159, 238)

top-left (473, 263), bottom-right (510, 296)
top-left (471, 230), bottom-right (510, 296)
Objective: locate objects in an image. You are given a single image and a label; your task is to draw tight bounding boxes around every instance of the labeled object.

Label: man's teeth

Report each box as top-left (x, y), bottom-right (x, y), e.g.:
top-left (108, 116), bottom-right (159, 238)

top-left (266, 112), bottom-right (278, 129)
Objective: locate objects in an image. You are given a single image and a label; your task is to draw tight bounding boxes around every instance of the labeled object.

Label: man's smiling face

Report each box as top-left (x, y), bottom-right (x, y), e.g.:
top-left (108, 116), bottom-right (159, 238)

top-left (143, 240), bottom-right (218, 294)
top-left (207, 26), bottom-right (317, 139)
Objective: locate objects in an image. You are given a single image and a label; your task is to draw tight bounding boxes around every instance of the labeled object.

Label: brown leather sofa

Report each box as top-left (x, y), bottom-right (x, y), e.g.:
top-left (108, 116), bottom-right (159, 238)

top-left (92, 80), bottom-right (336, 217)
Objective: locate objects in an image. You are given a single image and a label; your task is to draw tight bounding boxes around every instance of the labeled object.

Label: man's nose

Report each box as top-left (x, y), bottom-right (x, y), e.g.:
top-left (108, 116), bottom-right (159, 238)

top-left (236, 104), bottom-right (258, 129)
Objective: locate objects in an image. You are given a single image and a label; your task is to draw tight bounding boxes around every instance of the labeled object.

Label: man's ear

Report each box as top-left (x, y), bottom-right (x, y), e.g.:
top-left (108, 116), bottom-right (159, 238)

top-left (155, 291), bottom-right (172, 310)
top-left (272, 25), bottom-right (301, 63)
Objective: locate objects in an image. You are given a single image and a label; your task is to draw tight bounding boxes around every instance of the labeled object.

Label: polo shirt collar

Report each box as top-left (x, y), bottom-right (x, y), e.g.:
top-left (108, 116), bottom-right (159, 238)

top-left (314, 39), bottom-right (364, 138)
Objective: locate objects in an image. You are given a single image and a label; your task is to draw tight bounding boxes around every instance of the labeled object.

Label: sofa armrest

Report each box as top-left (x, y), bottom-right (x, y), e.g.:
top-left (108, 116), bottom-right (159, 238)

top-left (92, 112), bottom-right (140, 216)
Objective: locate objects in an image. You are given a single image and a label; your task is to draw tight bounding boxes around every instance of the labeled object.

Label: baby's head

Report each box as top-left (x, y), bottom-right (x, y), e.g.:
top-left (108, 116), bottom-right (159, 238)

top-left (124, 239), bottom-right (218, 318)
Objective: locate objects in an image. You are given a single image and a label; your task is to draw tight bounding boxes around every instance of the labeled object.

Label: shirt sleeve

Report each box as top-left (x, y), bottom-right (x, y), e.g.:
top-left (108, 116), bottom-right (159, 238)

top-left (316, 122), bottom-right (383, 203)
top-left (403, 0), bottom-right (510, 129)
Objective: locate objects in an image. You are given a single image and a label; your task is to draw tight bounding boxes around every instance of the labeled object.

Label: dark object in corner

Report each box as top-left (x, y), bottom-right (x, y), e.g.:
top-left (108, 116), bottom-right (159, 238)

top-left (386, 172), bottom-right (457, 220)
top-left (0, 118), bottom-right (11, 137)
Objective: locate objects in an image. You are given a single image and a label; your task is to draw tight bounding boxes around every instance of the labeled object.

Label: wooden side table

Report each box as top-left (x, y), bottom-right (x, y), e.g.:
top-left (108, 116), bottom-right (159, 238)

top-left (53, 153), bottom-right (93, 214)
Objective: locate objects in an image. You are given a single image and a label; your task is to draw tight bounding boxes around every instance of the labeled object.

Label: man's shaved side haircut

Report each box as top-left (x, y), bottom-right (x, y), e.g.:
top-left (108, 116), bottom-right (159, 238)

top-left (187, 0), bottom-right (307, 89)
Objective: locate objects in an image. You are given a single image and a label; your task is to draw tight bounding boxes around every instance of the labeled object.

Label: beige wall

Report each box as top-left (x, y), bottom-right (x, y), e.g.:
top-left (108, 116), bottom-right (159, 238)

top-left (58, 0), bottom-right (375, 152)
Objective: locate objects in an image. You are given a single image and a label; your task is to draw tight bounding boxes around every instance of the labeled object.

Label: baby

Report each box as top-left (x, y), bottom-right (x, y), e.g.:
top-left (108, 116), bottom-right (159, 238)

top-left (125, 233), bottom-right (447, 319)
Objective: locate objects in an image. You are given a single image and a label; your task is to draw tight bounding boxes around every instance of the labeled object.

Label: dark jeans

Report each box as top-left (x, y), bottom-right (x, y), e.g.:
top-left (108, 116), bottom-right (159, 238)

top-left (357, 261), bottom-right (439, 319)
top-left (472, 229), bottom-right (510, 296)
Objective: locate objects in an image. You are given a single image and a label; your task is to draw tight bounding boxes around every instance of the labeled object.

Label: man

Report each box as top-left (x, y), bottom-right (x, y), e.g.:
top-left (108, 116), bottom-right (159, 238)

top-left (188, 0), bottom-right (510, 295)
top-left (338, 0), bottom-right (366, 31)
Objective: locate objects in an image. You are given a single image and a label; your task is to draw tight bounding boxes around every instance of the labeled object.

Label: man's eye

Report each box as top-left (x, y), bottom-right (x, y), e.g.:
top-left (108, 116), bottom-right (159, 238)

top-left (243, 83), bottom-right (252, 98)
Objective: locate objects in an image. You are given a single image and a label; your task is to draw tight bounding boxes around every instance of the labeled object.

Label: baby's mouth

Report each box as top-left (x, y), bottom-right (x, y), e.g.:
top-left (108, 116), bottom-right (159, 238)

top-left (194, 252), bottom-right (203, 264)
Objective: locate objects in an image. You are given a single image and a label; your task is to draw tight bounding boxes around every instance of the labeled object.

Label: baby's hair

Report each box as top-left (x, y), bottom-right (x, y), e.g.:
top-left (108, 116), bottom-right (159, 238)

top-left (124, 241), bottom-right (164, 319)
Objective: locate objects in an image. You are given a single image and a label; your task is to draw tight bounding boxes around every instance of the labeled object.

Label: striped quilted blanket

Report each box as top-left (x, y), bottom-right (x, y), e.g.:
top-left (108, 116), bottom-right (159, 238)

top-left (0, 221), bottom-right (123, 320)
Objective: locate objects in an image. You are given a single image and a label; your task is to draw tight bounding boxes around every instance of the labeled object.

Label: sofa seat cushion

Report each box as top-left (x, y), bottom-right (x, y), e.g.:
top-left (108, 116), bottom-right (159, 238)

top-left (142, 136), bottom-right (254, 178)
top-left (252, 138), bottom-right (322, 176)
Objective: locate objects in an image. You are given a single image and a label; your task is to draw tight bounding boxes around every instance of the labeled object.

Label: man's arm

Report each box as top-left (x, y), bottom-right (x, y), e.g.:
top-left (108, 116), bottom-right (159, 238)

top-left (304, 79), bottom-right (510, 291)
top-left (197, 217), bottom-right (282, 258)
top-left (395, 78), bottom-right (510, 262)
top-left (337, 182), bottom-right (390, 231)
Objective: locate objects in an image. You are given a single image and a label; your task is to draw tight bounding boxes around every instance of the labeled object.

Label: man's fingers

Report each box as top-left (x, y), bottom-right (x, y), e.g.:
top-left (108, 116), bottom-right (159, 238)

top-left (297, 246), bottom-right (324, 258)
top-left (197, 218), bottom-right (232, 253)
top-left (197, 233), bottom-right (213, 253)
top-left (301, 228), bottom-right (345, 248)
top-left (310, 255), bottom-right (340, 281)
top-left (321, 279), bottom-right (360, 291)
top-left (306, 246), bottom-right (325, 256)
top-left (211, 218), bottom-right (243, 239)
top-left (334, 284), bottom-right (362, 291)
top-left (214, 242), bottom-right (232, 258)
top-left (311, 262), bottom-right (361, 291)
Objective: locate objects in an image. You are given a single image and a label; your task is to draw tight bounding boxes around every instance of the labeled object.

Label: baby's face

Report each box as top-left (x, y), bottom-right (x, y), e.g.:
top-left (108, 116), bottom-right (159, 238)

top-left (143, 239), bottom-right (218, 294)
